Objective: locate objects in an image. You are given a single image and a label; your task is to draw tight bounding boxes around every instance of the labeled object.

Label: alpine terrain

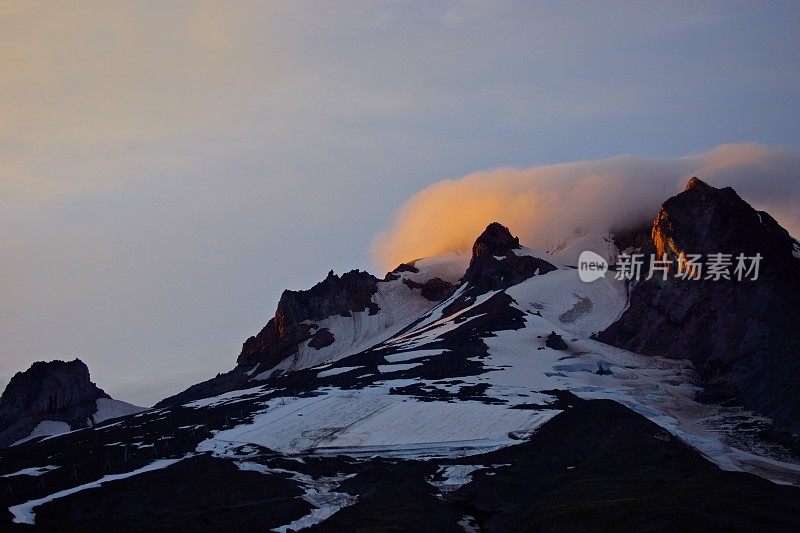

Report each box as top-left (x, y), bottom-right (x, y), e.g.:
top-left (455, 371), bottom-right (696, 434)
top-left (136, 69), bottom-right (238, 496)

top-left (2, 178), bottom-right (800, 531)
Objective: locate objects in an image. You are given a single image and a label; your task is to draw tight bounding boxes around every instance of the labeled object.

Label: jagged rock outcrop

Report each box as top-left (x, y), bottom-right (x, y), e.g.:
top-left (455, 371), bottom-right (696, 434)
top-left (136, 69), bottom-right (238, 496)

top-left (462, 222), bottom-right (556, 292)
top-left (393, 262), bottom-right (420, 274)
top-left (402, 277), bottom-right (456, 301)
top-left (238, 269), bottom-right (380, 368)
top-left (0, 359), bottom-right (110, 447)
top-left (600, 178), bottom-right (800, 432)
top-left (159, 262), bottom-right (453, 407)
top-left (545, 331), bottom-right (568, 350)
top-left (308, 328), bottom-right (336, 350)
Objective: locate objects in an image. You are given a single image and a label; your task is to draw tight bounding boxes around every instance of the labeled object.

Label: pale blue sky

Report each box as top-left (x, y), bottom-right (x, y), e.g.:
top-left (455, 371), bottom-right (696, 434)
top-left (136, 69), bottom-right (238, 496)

top-left (1, 1), bottom-right (798, 405)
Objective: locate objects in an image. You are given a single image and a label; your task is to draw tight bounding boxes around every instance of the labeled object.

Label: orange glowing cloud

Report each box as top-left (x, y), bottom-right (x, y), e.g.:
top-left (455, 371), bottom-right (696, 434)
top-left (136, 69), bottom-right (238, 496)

top-left (372, 143), bottom-right (800, 269)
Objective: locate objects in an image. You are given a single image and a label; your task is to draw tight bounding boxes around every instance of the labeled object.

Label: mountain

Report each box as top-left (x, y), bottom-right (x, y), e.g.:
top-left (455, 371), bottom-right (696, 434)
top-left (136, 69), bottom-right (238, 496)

top-left (0, 359), bottom-right (143, 448)
top-left (599, 177), bottom-right (800, 433)
top-left (1, 183), bottom-right (800, 530)
top-left (155, 254), bottom-right (466, 408)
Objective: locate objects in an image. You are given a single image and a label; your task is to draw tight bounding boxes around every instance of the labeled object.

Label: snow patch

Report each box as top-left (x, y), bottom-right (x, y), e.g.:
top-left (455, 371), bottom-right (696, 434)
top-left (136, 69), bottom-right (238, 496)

top-left (233, 461), bottom-right (356, 533)
top-left (318, 366), bottom-right (361, 378)
top-left (197, 389), bottom-right (558, 459)
top-left (93, 398), bottom-right (145, 424)
top-left (1, 466), bottom-right (59, 478)
top-left (9, 457), bottom-right (187, 525)
top-left (383, 349), bottom-right (446, 363)
top-left (428, 464), bottom-right (485, 491)
top-left (185, 385), bottom-right (269, 409)
top-left (401, 252), bottom-right (470, 285)
top-left (12, 421), bottom-right (71, 446)
top-left (377, 363), bottom-right (422, 373)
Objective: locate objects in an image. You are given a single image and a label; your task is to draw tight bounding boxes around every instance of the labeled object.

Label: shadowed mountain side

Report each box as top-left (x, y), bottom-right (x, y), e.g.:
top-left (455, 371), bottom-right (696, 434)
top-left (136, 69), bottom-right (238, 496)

top-left (315, 394), bottom-right (800, 532)
top-left (599, 178), bottom-right (800, 433)
top-left (0, 360), bottom-right (110, 448)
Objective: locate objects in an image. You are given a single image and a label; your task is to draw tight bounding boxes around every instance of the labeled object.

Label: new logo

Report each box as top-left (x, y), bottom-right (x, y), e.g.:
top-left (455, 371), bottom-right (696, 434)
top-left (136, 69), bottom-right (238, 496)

top-left (578, 251), bottom-right (608, 282)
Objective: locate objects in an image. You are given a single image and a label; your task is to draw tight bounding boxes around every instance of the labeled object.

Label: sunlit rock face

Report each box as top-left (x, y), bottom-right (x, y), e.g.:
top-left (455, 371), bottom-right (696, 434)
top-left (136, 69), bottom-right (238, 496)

top-left (651, 177), bottom-right (793, 260)
top-left (600, 178), bottom-right (800, 432)
top-left (0, 359), bottom-right (110, 447)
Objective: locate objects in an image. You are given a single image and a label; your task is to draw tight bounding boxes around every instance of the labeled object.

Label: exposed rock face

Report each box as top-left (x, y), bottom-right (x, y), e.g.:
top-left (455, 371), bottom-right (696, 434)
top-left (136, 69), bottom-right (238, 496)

top-left (402, 277), bottom-right (456, 301)
top-left (0, 360), bottom-right (108, 428)
top-left (393, 262), bottom-right (420, 274)
top-left (308, 328), bottom-right (335, 350)
top-left (600, 178), bottom-right (800, 432)
top-left (462, 222), bottom-right (556, 292)
top-left (237, 270), bottom-right (380, 368)
top-left (545, 332), bottom-right (568, 350)
top-left (0, 359), bottom-right (110, 447)
top-left (472, 222), bottom-right (521, 257)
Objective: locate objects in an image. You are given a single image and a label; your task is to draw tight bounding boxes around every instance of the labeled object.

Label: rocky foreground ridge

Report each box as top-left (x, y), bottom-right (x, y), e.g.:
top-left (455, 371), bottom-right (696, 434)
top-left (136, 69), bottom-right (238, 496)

top-left (0, 360), bottom-right (108, 447)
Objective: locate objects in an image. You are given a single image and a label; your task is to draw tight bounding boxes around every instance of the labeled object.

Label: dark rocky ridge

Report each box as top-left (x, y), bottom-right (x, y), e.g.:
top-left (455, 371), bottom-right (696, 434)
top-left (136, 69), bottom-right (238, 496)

top-left (163, 223), bottom-right (548, 408)
top-left (158, 262), bottom-right (461, 407)
top-left (461, 222), bottom-right (556, 292)
top-left (600, 178), bottom-right (800, 433)
top-left (237, 269), bottom-right (381, 368)
top-left (0, 359), bottom-right (109, 447)
top-left (159, 225), bottom-right (531, 408)
top-left (448, 393), bottom-right (800, 532)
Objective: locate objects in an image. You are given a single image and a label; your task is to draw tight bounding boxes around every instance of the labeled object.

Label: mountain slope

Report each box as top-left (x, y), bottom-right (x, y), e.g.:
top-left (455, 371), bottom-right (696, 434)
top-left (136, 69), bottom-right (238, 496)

top-left (156, 253), bottom-right (468, 407)
top-left (599, 177), bottom-right (800, 433)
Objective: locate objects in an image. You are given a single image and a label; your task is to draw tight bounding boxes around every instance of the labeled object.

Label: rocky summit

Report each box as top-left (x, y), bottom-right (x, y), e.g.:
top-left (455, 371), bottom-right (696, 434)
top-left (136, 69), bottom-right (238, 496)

top-left (599, 178), bottom-right (800, 433)
top-left (0, 359), bottom-right (142, 449)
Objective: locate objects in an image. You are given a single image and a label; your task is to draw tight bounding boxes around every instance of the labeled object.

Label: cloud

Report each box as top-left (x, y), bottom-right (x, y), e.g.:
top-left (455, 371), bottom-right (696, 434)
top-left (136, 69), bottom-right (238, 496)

top-left (372, 143), bottom-right (800, 269)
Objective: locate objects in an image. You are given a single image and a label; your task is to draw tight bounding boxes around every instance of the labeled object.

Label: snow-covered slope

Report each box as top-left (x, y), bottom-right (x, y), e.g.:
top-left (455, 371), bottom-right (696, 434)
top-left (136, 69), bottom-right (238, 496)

top-left (189, 243), bottom-right (800, 484)
top-left (146, 226), bottom-right (800, 480)
top-left (546, 232), bottom-right (620, 265)
top-left (250, 252), bottom-right (470, 379)
top-left (253, 275), bottom-right (440, 379)
top-left (401, 251), bottom-right (471, 284)
top-left (11, 421), bottom-right (71, 447)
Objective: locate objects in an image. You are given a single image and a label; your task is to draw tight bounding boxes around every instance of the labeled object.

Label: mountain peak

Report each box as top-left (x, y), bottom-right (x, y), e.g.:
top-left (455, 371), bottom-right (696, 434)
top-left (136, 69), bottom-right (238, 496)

top-left (0, 358), bottom-right (111, 446)
top-left (463, 222), bottom-right (555, 292)
top-left (0, 359), bottom-right (108, 415)
top-left (684, 176), bottom-right (711, 191)
top-left (603, 180), bottom-right (800, 433)
top-left (652, 176), bottom-right (793, 258)
top-left (237, 269), bottom-right (381, 368)
top-left (472, 222), bottom-right (520, 260)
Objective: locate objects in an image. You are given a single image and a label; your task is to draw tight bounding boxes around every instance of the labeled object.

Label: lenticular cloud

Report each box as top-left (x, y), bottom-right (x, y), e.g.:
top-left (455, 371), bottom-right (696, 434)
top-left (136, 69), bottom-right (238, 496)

top-left (371, 143), bottom-right (800, 269)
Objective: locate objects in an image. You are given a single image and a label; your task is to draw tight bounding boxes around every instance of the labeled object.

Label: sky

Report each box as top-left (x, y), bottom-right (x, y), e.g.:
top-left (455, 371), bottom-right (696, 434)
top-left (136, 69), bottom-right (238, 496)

top-left (1, 1), bottom-right (798, 406)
